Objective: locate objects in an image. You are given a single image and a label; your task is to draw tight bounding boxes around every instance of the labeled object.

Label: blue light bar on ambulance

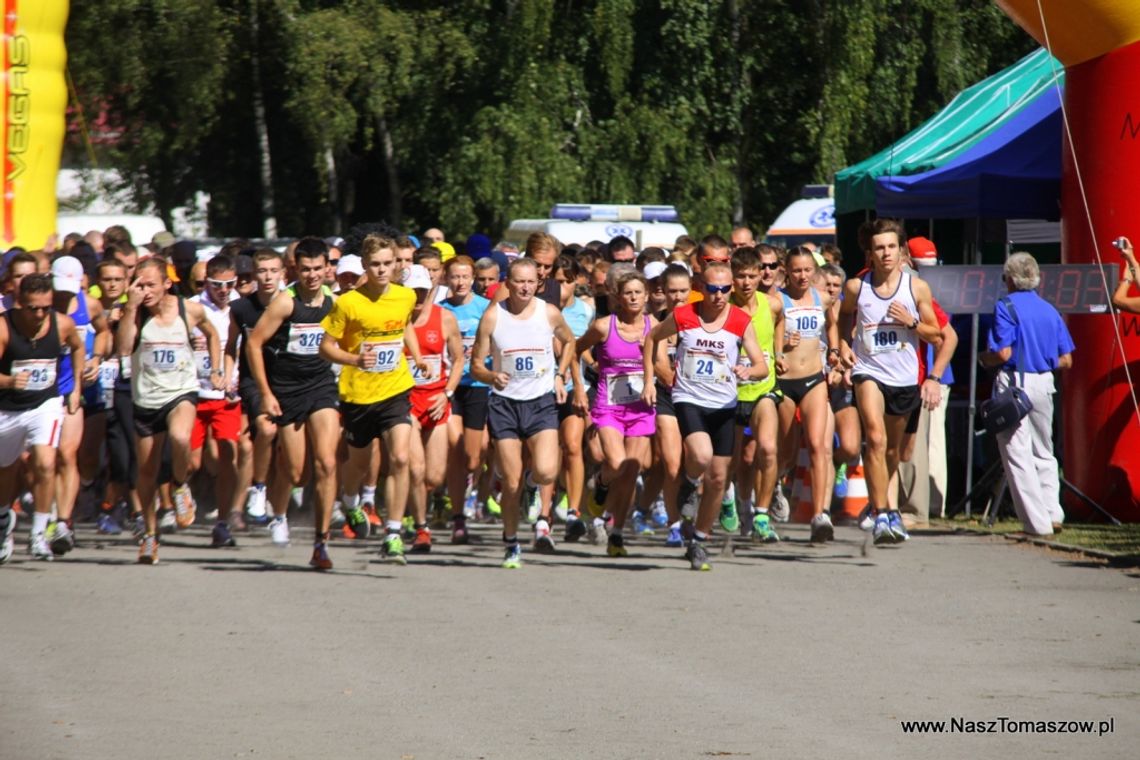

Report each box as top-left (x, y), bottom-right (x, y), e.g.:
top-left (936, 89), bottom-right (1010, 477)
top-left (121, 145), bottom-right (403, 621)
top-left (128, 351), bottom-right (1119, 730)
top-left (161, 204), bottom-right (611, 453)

top-left (550, 204), bottom-right (680, 223)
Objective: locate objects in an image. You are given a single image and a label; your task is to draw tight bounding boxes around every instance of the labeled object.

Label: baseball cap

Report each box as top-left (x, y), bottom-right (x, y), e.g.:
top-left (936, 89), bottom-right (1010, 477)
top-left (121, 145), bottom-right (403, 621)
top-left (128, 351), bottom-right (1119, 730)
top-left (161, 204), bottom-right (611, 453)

top-left (234, 254), bottom-right (255, 277)
top-left (337, 254), bottom-right (363, 276)
top-left (431, 240), bottom-right (456, 262)
top-left (152, 230), bottom-right (176, 250)
top-left (405, 264), bottom-right (433, 291)
top-left (907, 236), bottom-right (938, 266)
top-left (643, 261), bottom-right (668, 280)
top-left (323, 236), bottom-right (346, 250)
top-left (51, 256), bottom-right (84, 294)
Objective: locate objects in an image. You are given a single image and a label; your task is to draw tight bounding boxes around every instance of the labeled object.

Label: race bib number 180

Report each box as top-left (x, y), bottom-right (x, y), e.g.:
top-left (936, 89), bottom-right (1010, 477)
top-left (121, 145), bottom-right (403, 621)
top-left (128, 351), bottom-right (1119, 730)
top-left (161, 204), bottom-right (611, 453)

top-left (862, 323), bottom-right (908, 355)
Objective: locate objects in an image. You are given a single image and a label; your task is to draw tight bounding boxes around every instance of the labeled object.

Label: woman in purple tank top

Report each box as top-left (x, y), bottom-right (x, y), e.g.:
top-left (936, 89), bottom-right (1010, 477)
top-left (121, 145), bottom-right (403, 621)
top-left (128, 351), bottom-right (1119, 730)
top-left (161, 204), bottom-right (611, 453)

top-left (574, 265), bottom-right (657, 557)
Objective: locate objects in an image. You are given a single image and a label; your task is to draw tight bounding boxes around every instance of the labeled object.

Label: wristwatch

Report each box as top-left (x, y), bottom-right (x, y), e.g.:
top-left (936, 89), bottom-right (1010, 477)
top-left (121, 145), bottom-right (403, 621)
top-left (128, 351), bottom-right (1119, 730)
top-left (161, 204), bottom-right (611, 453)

top-left (908, 318), bottom-right (919, 330)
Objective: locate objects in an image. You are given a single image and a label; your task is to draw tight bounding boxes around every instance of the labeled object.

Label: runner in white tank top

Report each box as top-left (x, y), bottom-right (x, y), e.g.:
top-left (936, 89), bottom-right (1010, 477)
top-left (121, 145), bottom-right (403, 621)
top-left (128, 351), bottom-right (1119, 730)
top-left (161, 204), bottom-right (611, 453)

top-left (470, 257), bottom-right (585, 569)
top-left (118, 259), bottom-right (224, 564)
top-left (837, 222), bottom-right (942, 548)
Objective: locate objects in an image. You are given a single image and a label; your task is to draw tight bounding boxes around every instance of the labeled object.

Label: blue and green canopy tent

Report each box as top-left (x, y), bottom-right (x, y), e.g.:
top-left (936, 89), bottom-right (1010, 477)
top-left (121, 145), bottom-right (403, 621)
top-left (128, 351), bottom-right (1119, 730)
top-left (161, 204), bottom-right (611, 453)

top-left (834, 48), bottom-right (1063, 215)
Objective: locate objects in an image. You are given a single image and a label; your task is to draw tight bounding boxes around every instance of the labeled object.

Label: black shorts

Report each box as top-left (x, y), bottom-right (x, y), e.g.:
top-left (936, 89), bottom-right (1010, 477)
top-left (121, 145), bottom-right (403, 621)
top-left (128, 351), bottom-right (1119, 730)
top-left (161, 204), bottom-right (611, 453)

top-left (107, 389), bottom-right (138, 487)
top-left (557, 397), bottom-right (585, 424)
top-left (736, 388), bottom-right (782, 428)
top-left (342, 392), bottom-right (411, 448)
top-left (275, 382), bottom-right (339, 427)
top-left (830, 384), bottom-right (854, 413)
top-left (655, 383), bottom-right (675, 418)
top-left (133, 392), bottom-right (198, 438)
top-left (853, 376), bottom-right (921, 417)
top-left (905, 405), bottom-right (923, 435)
top-left (781, 373), bottom-right (827, 406)
top-left (674, 402), bottom-right (736, 457)
top-left (487, 393), bottom-right (558, 440)
top-left (240, 380), bottom-right (261, 420)
top-left (451, 385), bottom-right (490, 430)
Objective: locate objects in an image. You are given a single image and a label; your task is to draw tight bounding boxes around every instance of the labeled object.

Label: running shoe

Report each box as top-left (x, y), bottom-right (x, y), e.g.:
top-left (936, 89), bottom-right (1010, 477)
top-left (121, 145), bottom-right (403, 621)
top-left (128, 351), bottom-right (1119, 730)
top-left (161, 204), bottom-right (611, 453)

top-left (888, 510), bottom-right (909, 543)
top-left (290, 487), bottom-right (305, 509)
top-left (606, 533), bottom-right (628, 558)
top-left (330, 502), bottom-right (347, 529)
top-left (381, 534), bottom-right (408, 565)
top-left (564, 512), bottom-right (587, 543)
top-left (534, 520), bottom-right (556, 553)
top-left (211, 521), bottom-right (237, 548)
top-left (411, 527), bottom-right (432, 553)
top-left (665, 525), bottom-right (684, 548)
top-left (553, 492), bottom-right (570, 523)
top-left (770, 483), bottom-right (790, 523)
top-left (677, 478), bottom-right (700, 521)
top-left (752, 511), bottom-right (780, 543)
top-left (631, 511), bottom-right (655, 536)
top-left (96, 504), bottom-right (124, 535)
top-left (451, 515), bottom-right (469, 545)
top-left (872, 513), bottom-right (894, 545)
top-left (650, 500), bottom-right (669, 529)
top-left (719, 496), bottom-right (740, 534)
top-left (810, 512), bottom-right (834, 543)
top-left (244, 484), bottom-right (269, 525)
top-left (268, 516), bottom-right (290, 547)
top-left (463, 490), bottom-right (478, 519)
top-left (588, 515), bottom-right (610, 545)
top-left (343, 507), bottom-right (371, 540)
top-left (309, 542), bottom-right (332, 571)
top-left (132, 512), bottom-right (146, 539)
top-left (685, 540), bottom-right (711, 571)
top-left (363, 502), bottom-right (382, 528)
top-left (0, 509), bottom-right (15, 564)
top-left (158, 508), bottom-right (177, 534)
top-left (47, 521), bottom-right (75, 556)
top-left (589, 481), bottom-right (609, 517)
top-left (401, 515), bottom-right (416, 541)
top-left (833, 463), bottom-right (848, 501)
top-left (524, 481), bottom-right (542, 525)
top-left (29, 532), bottom-right (53, 561)
top-left (172, 483), bottom-right (196, 529)
top-left (485, 494), bottom-right (502, 518)
top-left (738, 503), bottom-right (754, 538)
top-left (137, 533), bottom-right (158, 565)
top-left (501, 543), bottom-right (522, 569)
top-left (858, 505), bottom-right (874, 531)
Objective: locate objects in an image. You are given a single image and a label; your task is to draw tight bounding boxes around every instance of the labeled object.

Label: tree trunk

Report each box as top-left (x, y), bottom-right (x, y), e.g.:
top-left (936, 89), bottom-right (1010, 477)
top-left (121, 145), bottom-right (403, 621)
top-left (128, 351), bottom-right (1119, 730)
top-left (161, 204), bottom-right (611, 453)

top-left (376, 113), bottom-right (402, 226)
top-left (324, 146), bottom-right (341, 234)
top-left (251, 0), bottom-right (277, 238)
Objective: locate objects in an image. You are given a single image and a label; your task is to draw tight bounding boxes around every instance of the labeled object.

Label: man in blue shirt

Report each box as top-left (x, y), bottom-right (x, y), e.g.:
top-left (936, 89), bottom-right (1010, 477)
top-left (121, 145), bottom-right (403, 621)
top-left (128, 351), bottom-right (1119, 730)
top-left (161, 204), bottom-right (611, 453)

top-left (980, 252), bottom-right (1075, 536)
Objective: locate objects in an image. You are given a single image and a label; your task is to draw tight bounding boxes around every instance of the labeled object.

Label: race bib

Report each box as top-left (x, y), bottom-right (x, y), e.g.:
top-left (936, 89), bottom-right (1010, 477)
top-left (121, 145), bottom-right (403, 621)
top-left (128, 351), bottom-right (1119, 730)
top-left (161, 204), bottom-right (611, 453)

top-left (194, 349), bottom-right (212, 379)
top-left (119, 355), bottom-right (133, 380)
top-left (99, 362), bottom-right (119, 407)
top-left (142, 342), bottom-right (186, 372)
top-left (361, 339), bottom-right (402, 373)
top-left (788, 309), bottom-right (823, 340)
top-left (606, 372), bottom-right (644, 406)
top-left (287, 323), bottom-right (324, 355)
top-left (412, 354), bottom-right (443, 386)
top-left (504, 348), bottom-right (547, 379)
top-left (462, 336), bottom-right (475, 366)
top-left (11, 359), bottom-right (56, 391)
top-left (681, 349), bottom-right (729, 383)
top-left (862, 323), bottom-right (909, 355)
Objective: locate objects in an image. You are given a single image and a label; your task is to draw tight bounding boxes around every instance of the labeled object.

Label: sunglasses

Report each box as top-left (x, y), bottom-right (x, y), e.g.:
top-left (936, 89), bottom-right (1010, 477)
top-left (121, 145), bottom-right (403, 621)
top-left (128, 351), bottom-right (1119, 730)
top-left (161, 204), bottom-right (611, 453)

top-left (759, 262), bottom-right (780, 271)
top-left (207, 278), bottom-right (237, 288)
top-left (705, 284), bottom-right (732, 294)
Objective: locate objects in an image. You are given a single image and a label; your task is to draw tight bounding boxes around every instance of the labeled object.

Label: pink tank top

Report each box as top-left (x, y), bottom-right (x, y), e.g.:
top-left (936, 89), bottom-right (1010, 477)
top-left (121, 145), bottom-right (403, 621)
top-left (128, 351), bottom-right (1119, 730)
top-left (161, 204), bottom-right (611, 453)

top-left (594, 314), bottom-right (651, 410)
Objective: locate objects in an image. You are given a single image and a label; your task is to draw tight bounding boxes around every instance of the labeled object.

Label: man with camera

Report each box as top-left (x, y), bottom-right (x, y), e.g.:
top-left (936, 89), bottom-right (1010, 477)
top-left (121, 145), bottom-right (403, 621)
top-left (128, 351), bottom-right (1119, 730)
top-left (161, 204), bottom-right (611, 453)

top-left (979, 252), bottom-right (1074, 536)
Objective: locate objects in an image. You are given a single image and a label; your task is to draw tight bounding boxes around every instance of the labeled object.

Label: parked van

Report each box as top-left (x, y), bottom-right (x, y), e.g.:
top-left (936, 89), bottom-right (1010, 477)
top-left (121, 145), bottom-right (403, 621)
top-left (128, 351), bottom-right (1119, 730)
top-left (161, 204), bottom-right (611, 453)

top-left (764, 186), bottom-right (836, 249)
top-left (504, 204), bottom-right (688, 250)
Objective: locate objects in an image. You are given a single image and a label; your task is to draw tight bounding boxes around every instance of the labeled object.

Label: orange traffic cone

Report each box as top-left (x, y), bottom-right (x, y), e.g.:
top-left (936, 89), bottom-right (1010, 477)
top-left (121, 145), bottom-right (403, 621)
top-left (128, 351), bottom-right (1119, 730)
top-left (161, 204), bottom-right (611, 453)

top-left (838, 458), bottom-right (869, 522)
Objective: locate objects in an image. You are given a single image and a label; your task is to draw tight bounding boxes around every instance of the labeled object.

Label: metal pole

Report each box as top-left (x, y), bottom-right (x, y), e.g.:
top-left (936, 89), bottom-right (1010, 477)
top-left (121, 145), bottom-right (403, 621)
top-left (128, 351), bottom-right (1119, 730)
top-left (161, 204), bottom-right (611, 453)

top-left (966, 314), bottom-right (979, 518)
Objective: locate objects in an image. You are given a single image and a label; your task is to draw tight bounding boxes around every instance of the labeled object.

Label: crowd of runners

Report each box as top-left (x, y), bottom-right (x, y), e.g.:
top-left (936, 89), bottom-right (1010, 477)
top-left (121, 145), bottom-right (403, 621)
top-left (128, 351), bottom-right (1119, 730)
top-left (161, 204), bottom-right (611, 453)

top-left (0, 218), bottom-right (949, 571)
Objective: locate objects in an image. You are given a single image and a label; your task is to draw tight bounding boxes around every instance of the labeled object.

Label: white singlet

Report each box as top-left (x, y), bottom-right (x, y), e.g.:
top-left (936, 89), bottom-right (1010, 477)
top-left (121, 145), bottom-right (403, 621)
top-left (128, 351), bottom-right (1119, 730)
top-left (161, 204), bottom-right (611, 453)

top-left (490, 301), bottom-right (555, 400)
top-left (131, 304), bottom-right (199, 409)
top-left (190, 293), bottom-right (238, 400)
top-left (671, 302), bottom-right (752, 410)
top-left (852, 270), bottom-right (920, 387)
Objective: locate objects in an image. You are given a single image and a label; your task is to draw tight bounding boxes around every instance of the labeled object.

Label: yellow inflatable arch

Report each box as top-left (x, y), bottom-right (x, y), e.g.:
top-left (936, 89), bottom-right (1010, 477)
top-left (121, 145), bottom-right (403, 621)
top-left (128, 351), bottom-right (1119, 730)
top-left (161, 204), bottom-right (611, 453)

top-left (2, 0), bottom-right (68, 250)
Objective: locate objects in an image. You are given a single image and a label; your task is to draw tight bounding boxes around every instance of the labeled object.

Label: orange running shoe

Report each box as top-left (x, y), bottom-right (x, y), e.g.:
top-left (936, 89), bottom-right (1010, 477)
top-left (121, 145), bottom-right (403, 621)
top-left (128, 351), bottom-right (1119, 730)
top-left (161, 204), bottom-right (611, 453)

top-left (411, 526), bottom-right (432, 553)
top-left (362, 503), bottom-right (381, 527)
top-left (138, 533), bottom-right (159, 565)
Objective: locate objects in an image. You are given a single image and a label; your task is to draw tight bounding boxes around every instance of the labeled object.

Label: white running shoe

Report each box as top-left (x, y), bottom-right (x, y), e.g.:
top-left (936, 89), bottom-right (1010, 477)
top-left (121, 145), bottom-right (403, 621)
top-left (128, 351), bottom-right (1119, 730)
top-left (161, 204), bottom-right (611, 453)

top-left (268, 516), bottom-right (290, 547)
top-left (244, 485), bottom-right (268, 523)
top-left (29, 532), bottom-right (53, 561)
top-left (810, 512), bottom-right (834, 543)
top-left (159, 509), bottom-right (178, 532)
top-left (770, 484), bottom-right (790, 523)
top-left (0, 509), bottom-right (15, 564)
top-left (172, 483), bottom-right (196, 529)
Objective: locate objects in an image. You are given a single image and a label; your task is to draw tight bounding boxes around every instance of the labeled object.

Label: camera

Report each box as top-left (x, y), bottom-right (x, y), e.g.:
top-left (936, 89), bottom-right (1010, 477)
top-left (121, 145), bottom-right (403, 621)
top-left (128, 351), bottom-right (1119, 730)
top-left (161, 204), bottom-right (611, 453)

top-left (1113, 237), bottom-right (1129, 250)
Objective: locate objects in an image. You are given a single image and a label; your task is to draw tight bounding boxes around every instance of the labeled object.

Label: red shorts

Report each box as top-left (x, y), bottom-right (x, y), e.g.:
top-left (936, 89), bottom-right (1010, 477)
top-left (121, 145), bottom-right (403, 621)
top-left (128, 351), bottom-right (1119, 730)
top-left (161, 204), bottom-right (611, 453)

top-left (410, 386), bottom-right (450, 430)
top-left (191, 398), bottom-right (242, 449)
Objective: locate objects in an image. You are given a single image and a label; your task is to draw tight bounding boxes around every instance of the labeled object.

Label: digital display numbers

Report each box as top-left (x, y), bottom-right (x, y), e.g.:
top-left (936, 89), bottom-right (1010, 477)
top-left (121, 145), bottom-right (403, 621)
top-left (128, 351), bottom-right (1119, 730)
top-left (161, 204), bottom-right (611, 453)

top-left (918, 265), bottom-right (1118, 314)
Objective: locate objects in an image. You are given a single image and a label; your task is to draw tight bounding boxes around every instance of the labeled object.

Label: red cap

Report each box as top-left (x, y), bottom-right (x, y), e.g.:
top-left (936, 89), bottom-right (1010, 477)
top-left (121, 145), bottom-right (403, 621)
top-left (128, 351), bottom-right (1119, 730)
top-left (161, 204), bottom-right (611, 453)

top-left (907, 236), bottom-right (938, 264)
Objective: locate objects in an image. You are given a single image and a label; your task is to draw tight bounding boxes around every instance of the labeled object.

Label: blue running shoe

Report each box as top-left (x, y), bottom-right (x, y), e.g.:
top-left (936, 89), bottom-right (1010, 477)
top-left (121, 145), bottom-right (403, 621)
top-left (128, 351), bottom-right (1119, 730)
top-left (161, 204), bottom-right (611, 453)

top-left (502, 543), bottom-right (522, 569)
top-left (665, 525), bottom-right (684, 548)
top-left (752, 511), bottom-right (780, 543)
top-left (650, 501), bottom-right (668, 529)
top-left (632, 511), bottom-right (654, 536)
top-left (873, 513), bottom-right (894, 545)
top-left (888, 510), bottom-right (909, 542)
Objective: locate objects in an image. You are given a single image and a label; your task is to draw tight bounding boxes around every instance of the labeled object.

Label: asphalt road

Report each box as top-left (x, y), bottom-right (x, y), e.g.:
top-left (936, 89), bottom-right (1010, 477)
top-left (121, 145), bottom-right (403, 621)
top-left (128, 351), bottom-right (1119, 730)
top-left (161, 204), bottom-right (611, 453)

top-left (2, 519), bottom-right (1137, 760)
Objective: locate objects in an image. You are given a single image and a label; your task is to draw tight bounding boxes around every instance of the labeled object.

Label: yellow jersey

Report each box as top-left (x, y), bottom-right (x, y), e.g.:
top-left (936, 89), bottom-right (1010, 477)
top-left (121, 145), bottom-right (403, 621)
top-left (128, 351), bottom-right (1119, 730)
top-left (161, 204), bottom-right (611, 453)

top-left (321, 285), bottom-right (416, 404)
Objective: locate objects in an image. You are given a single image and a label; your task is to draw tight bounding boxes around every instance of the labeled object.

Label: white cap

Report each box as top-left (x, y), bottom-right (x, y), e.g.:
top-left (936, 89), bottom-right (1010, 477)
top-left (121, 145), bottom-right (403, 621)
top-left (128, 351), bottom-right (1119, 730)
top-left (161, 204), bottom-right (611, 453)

top-left (51, 256), bottom-right (84, 294)
top-left (337, 254), bottom-right (363, 276)
top-left (405, 264), bottom-right (433, 291)
top-left (642, 261), bottom-right (668, 280)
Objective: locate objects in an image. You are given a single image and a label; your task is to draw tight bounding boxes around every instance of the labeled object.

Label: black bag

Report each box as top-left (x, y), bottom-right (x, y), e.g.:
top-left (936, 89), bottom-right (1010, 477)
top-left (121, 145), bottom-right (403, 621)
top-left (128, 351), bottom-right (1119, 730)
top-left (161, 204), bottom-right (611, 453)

top-left (980, 297), bottom-right (1034, 435)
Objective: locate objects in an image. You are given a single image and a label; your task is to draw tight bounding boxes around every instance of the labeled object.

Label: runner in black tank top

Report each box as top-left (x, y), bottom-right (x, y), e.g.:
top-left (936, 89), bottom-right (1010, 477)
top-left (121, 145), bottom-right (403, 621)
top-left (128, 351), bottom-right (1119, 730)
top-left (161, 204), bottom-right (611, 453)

top-left (245, 240), bottom-right (342, 569)
top-left (0, 274), bottom-right (85, 563)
